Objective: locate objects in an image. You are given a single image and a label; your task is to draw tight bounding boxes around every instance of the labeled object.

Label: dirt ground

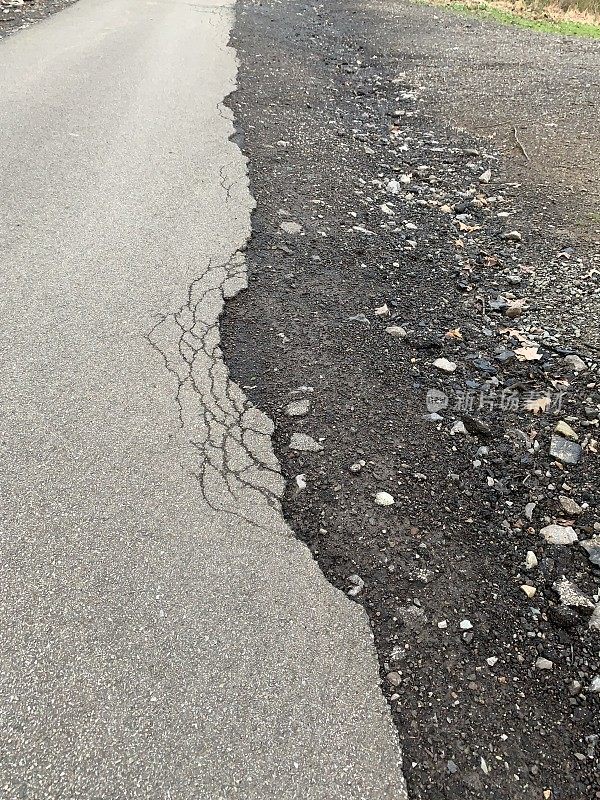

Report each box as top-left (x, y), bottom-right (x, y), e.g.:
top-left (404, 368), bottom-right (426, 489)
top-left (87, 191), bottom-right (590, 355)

top-left (221, 1), bottom-right (600, 798)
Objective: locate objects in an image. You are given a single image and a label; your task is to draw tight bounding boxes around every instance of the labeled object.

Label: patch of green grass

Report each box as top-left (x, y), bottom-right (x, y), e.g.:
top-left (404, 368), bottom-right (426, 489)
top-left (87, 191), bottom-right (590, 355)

top-left (446, 1), bottom-right (600, 36)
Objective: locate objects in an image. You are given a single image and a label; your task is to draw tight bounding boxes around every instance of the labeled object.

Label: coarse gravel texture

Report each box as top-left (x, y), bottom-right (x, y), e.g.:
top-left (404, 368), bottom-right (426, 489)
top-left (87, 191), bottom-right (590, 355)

top-left (221, 1), bottom-right (600, 799)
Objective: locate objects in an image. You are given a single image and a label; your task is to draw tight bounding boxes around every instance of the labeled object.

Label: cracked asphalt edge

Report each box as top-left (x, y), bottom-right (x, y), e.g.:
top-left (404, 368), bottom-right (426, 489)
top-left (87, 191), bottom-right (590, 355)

top-left (143, 9), bottom-right (410, 795)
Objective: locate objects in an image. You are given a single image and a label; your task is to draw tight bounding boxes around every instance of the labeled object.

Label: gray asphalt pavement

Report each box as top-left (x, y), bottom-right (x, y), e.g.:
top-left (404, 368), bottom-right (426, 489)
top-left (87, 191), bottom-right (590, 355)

top-left (0, 1), bottom-right (407, 797)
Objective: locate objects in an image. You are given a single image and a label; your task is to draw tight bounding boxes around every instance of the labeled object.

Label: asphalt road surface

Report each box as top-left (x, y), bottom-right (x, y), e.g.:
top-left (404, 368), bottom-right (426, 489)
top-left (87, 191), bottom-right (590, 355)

top-left (0, 1), bottom-right (408, 797)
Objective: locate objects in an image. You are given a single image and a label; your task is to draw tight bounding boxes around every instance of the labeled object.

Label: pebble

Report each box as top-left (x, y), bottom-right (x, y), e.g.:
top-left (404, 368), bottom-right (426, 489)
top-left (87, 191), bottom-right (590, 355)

top-left (502, 230), bottom-right (522, 242)
top-left (479, 168), bottom-right (491, 183)
top-left (285, 399), bottom-right (311, 417)
top-left (386, 671), bottom-right (402, 687)
top-left (589, 676), bottom-right (600, 693)
top-left (385, 325), bottom-right (407, 338)
top-left (559, 495), bottom-right (583, 516)
top-left (347, 574), bottom-right (365, 597)
top-left (535, 657), bottom-right (553, 670)
top-left (540, 524), bottom-right (578, 545)
top-left (564, 354), bottom-right (586, 372)
top-left (590, 605), bottom-right (600, 632)
top-left (549, 435), bottom-right (582, 465)
top-left (279, 220), bottom-right (303, 234)
top-left (553, 576), bottom-right (594, 609)
top-left (580, 536), bottom-right (600, 567)
top-left (375, 491), bottom-right (395, 506)
top-left (524, 550), bottom-right (538, 570)
top-left (374, 303), bottom-right (390, 316)
top-left (289, 433), bottom-right (323, 452)
top-left (525, 502), bottom-right (536, 521)
top-left (295, 474), bottom-right (307, 490)
top-left (459, 619), bottom-right (473, 630)
top-left (486, 656), bottom-right (498, 667)
top-left (521, 584), bottom-right (537, 598)
top-left (555, 420), bottom-right (578, 441)
top-left (437, 620), bottom-right (448, 629)
top-left (433, 357), bottom-right (457, 373)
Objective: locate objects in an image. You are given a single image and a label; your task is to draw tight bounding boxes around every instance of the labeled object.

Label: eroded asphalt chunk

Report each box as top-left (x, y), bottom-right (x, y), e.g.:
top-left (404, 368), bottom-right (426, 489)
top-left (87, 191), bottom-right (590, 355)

top-left (221, 0), bottom-right (600, 798)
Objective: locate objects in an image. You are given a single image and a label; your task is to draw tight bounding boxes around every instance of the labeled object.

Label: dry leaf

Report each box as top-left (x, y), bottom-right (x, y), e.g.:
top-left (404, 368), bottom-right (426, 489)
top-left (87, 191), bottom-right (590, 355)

top-left (524, 396), bottom-right (550, 414)
top-left (445, 328), bottom-right (463, 340)
top-left (515, 345), bottom-right (542, 361)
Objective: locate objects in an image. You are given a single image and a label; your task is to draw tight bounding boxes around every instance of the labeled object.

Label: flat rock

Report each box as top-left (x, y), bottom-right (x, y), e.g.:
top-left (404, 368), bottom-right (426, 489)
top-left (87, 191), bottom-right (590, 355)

top-left (549, 435), bottom-right (582, 465)
top-left (580, 536), bottom-right (600, 567)
top-left (553, 576), bottom-right (594, 609)
top-left (555, 420), bottom-right (578, 440)
top-left (559, 495), bottom-right (583, 516)
top-left (535, 657), bottom-right (553, 670)
top-left (564, 354), bottom-right (586, 372)
top-left (540, 524), bottom-right (578, 545)
top-left (279, 220), bottom-right (303, 234)
top-left (285, 399), bottom-right (311, 417)
top-left (385, 325), bottom-right (407, 338)
top-left (289, 433), bottom-right (323, 452)
top-left (433, 357), bottom-right (457, 373)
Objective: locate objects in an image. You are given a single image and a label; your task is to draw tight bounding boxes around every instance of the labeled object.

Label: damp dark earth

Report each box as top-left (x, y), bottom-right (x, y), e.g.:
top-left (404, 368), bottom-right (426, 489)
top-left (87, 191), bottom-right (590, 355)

top-left (221, 0), bottom-right (600, 798)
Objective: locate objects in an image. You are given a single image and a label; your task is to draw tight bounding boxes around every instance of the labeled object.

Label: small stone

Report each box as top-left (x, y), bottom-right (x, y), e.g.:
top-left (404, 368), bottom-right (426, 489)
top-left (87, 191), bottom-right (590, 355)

top-left (590, 604), bottom-right (600, 632)
top-left (433, 357), bottom-right (457, 373)
top-left (568, 680), bottom-right (582, 696)
top-left (437, 620), bottom-right (448, 629)
top-left (375, 491), bottom-right (395, 507)
top-left (486, 656), bottom-right (498, 667)
top-left (589, 676), bottom-right (600, 693)
top-left (459, 619), bottom-right (473, 630)
top-left (450, 420), bottom-right (468, 435)
top-left (386, 671), bottom-right (402, 687)
top-left (479, 168), bottom-right (492, 183)
top-left (289, 433), bottom-right (323, 452)
top-left (540, 524), bottom-right (578, 545)
top-left (295, 474), bottom-right (307, 490)
top-left (374, 303), bottom-right (390, 317)
top-left (524, 551), bottom-right (538, 570)
top-left (502, 230), bottom-right (522, 242)
top-left (553, 576), bottom-right (594, 609)
top-left (521, 584), bottom-right (537, 598)
top-left (285, 399), bottom-right (311, 417)
top-left (385, 325), bottom-right (407, 338)
top-left (555, 421), bottom-right (578, 441)
top-left (580, 536), bottom-right (600, 567)
top-left (347, 574), bottom-right (365, 597)
top-left (279, 220), bottom-right (303, 234)
top-left (349, 461), bottom-right (364, 474)
top-left (535, 657), bottom-right (553, 670)
top-left (559, 496), bottom-right (583, 516)
top-left (447, 760), bottom-right (458, 774)
top-left (550, 435), bottom-right (582, 465)
top-left (525, 502), bottom-right (536, 521)
top-left (564, 354), bottom-right (586, 372)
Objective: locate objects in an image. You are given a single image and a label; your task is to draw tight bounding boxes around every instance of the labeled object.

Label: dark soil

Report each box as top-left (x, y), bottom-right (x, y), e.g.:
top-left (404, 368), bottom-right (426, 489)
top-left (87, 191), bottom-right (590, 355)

top-left (0, 0), bottom-right (77, 41)
top-left (221, 0), bottom-right (600, 798)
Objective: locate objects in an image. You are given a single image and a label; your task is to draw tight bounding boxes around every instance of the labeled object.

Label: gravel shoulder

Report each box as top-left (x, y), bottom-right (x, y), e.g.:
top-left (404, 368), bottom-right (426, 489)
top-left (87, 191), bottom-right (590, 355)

top-left (222, 1), bottom-right (600, 798)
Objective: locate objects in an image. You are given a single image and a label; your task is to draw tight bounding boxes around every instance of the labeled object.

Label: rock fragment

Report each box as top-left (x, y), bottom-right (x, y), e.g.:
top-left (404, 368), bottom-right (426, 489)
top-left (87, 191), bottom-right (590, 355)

top-left (433, 357), bottom-right (457, 373)
top-left (289, 433), bottom-right (323, 452)
top-left (559, 496), bottom-right (583, 516)
top-left (385, 325), bottom-right (407, 338)
top-left (285, 399), bottom-right (311, 417)
top-left (540, 524), bottom-right (578, 545)
top-left (553, 576), bottom-right (595, 610)
top-left (549, 435), bottom-right (581, 465)
top-left (580, 536), bottom-right (600, 567)
top-left (535, 657), bottom-right (553, 670)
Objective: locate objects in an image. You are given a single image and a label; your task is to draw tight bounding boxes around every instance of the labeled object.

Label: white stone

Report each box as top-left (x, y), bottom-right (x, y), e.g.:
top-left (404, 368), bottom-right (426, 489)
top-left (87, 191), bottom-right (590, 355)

top-left (540, 524), bottom-right (578, 545)
top-left (375, 491), bottom-right (395, 507)
top-left (433, 357), bottom-right (457, 373)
